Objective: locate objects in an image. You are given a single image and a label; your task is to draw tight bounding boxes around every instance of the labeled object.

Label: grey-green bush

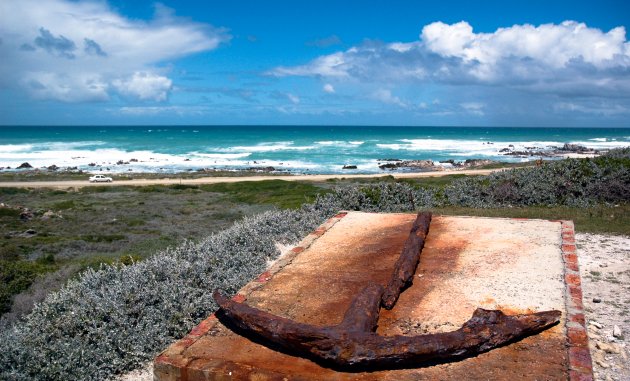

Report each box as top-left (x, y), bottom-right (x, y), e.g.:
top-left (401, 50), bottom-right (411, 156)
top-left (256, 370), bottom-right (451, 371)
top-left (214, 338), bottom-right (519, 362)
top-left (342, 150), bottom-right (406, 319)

top-left (1, 153), bottom-right (628, 380)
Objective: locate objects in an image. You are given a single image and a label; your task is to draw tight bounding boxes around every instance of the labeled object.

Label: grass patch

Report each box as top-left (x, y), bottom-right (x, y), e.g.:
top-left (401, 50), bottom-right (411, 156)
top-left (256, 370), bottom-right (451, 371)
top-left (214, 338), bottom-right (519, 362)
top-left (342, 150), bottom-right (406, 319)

top-left (0, 207), bottom-right (21, 218)
top-left (0, 187), bottom-right (30, 195)
top-left (430, 204), bottom-right (630, 235)
top-left (201, 180), bottom-right (326, 209)
top-left (80, 234), bottom-right (127, 243)
top-left (122, 218), bottom-right (147, 227)
top-left (52, 200), bottom-right (75, 210)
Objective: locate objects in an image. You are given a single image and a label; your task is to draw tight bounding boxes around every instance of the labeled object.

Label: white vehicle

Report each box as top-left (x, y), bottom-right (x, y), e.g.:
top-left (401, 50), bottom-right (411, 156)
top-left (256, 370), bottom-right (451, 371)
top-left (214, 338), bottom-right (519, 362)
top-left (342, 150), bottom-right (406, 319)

top-left (89, 174), bottom-right (113, 183)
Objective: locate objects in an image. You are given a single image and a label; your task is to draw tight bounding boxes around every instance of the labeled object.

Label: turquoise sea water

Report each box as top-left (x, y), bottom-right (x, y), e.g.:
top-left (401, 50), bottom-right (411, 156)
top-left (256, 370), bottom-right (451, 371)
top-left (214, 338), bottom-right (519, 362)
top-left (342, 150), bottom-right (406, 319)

top-left (1, 126), bottom-right (629, 174)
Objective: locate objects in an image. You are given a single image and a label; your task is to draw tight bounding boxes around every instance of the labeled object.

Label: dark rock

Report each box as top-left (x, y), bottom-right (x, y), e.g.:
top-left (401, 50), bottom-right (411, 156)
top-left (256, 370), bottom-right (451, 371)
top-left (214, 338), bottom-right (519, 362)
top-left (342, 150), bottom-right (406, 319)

top-left (439, 159), bottom-right (456, 165)
top-left (592, 297), bottom-right (602, 303)
top-left (380, 160), bottom-right (436, 171)
top-left (184, 158), bottom-right (191, 161)
top-left (463, 159), bottom-right (495, 167)
top-left (19, 209), bottom-right (34, 221)
top-left (17, 162), bottom-right (32, 169)
top-left (88, 163), bottom-right (96, 167)
top-left (379, 163), bottom-right (398, 170)
top-left (403, 160), bottom-right (435, 169)
top-left (499, 148), bottom-right (511, 153)
top-left (116, 160), bottom-right (125, 165)
top-left (47, 164), bottom-right (59, 171)
top-left (342, 165), bottom-right (358, 170)
top-left (247, 166), bottom-right (275, 172)
top-left (378, 158), bottom-right (402, 162)
top-left (561, 143), bottom-right (588, 152)
top-left (129, 158), bottom-right (138, 162)
top-left (25, 229), bottom-right (37, 235)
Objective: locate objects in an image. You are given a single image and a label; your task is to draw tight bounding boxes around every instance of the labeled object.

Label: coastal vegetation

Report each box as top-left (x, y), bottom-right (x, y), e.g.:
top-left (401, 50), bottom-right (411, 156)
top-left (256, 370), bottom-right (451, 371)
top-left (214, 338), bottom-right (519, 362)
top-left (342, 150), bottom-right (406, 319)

top-left (0, 149), bottom-right (628, 380)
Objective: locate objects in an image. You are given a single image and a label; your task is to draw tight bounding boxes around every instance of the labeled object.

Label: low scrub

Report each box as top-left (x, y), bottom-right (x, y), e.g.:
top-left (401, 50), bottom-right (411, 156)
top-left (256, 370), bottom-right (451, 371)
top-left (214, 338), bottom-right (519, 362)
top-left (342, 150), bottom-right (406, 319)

top-left (1, 152), bottom-right (628, 380)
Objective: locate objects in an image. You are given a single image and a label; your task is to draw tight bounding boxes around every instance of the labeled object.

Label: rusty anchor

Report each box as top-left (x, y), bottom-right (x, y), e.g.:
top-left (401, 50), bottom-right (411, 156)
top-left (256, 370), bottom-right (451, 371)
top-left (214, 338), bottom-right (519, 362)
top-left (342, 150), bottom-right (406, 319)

top-left (213, 212), bottom-right (561, 368)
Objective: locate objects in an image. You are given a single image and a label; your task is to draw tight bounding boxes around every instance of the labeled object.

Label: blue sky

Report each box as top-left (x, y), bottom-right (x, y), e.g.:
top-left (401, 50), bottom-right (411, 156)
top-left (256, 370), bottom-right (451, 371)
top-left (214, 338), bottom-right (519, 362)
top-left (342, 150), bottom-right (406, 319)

top-left (0, 0), bottom-right (629, 126)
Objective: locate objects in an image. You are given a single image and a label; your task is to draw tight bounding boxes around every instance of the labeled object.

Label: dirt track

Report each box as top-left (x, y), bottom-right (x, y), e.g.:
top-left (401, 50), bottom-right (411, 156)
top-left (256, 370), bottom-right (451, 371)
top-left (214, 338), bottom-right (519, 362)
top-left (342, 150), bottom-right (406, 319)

top-left (0, 168), bottom-right (503, 189)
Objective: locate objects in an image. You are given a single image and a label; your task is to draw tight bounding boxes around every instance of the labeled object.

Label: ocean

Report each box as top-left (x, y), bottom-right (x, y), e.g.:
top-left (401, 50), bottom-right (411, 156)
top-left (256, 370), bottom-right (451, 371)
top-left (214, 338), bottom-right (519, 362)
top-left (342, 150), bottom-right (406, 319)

top-left (1, 126), bottom-right (629, 174)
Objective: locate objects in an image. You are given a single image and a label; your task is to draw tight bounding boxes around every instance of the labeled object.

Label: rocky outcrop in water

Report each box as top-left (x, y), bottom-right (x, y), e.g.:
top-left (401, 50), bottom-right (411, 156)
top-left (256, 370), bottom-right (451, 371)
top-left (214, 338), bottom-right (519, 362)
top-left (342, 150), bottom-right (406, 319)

top-left (499, 142), bottom-right (598, 157)
top-left (379, 160), bottom-right (436, 171)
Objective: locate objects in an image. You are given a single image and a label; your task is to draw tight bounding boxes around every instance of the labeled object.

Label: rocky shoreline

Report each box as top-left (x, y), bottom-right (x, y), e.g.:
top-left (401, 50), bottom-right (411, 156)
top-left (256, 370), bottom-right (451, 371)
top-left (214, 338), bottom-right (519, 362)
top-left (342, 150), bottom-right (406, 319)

top-left (0, 143), bottom-right (608, 175)
top-left (362, 143), bottom-right (603, 172)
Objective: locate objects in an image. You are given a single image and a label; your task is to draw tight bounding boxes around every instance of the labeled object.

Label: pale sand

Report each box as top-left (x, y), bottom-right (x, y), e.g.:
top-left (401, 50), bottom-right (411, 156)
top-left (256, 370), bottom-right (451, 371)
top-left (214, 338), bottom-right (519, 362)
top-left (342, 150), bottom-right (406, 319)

top-left (576, 233), bottom-right (630, 381)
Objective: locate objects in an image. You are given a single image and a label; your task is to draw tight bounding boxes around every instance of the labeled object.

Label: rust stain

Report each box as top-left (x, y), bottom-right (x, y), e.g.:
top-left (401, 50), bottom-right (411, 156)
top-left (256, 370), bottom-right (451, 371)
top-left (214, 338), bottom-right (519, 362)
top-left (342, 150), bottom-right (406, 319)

top-left (161, 214), bottom-right (569, 381)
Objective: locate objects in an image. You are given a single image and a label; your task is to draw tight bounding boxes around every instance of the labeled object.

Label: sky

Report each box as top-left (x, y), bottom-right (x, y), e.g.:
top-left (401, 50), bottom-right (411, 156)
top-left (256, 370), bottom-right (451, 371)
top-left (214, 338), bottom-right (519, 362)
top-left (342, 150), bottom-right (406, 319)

top-left (0, 0), bottom-right (629, 126)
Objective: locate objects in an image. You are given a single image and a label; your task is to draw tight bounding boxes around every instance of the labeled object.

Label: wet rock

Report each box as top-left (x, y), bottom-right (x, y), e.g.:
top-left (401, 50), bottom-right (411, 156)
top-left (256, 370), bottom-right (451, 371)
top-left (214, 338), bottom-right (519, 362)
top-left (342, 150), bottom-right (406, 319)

top-left (499, 148), bottom-right (511, 152)
top-left (439, 159), bottom-right (456, 165)
top-left (88, 163), bottom-right (96, 167)
top-left (561, 143), bottom-right (588, 152)
top-left (129, 158), bottom-right (138, 162)
top-left (379, 163), bottom-right (398, 170)
top-left (247, 166), bottom-right (275, 172)
top-left (403, 160), bottom-right (434, 168)
top-left (47, 164), bottom-right (59, 171)
top-left (17, 162), bottom-right (33, 169)
top-left (463, 159), bottom-right (495, 167)
top-left (379, 160), bottom-right (438, 171)
top-left (342, 165), bottom-right (357, 170)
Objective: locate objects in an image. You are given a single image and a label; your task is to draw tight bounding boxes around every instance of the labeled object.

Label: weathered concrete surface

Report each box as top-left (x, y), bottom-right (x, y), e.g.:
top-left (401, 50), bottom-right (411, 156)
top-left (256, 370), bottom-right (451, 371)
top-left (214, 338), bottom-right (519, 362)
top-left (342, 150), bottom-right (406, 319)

top-left (155, 212), bottom-right (576, 380)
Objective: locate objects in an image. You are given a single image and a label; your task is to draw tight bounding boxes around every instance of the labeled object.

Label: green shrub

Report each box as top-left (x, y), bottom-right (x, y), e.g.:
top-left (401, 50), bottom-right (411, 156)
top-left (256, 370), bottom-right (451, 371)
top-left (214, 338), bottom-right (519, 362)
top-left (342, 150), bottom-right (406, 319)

top-left (0, 208), bottom-right (21, 218)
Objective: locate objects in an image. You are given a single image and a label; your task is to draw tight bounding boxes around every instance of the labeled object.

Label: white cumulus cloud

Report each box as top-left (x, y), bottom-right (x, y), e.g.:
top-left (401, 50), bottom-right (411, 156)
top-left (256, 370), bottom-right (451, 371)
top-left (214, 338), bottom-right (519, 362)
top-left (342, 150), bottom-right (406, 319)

top-left (323, 83), bottom-right (335, 93)
top-left (270, 20), bottom-right (630, 97)
top-left (287, 93), bottom-right (300, 104)
top-left (372, 89), bottom-right (407, 108)
top-left (113, 72), bottom-right (173, 102)
top-left (0, 0), bottom-right (230, 102)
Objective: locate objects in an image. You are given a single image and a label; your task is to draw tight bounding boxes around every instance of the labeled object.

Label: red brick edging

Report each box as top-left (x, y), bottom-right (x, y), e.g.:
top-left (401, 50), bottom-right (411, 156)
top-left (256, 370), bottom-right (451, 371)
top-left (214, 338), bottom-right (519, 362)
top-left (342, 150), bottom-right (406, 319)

top-left (154, 211), bottom-right (349, 378)
top-left (561, 220), bottom-right (594, 381)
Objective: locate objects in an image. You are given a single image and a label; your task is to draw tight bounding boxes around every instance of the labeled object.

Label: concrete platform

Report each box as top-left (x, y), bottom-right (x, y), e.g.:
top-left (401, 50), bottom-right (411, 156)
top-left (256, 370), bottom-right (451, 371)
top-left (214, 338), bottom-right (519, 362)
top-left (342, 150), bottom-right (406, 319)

top-left (154, 212), bottom-right (593, 380)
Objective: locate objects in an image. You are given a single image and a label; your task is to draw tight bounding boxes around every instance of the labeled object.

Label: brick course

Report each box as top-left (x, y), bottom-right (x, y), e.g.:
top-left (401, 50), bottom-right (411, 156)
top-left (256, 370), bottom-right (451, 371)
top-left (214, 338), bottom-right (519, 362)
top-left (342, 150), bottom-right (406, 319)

top-left (561, 220), bottom-right (594, 381)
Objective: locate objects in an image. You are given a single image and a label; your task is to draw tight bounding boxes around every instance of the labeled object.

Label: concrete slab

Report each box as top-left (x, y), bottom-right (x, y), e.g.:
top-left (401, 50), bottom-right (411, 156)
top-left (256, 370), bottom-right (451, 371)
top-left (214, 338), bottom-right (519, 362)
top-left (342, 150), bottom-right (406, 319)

top-left (155, 212), bottom-right (592, 380)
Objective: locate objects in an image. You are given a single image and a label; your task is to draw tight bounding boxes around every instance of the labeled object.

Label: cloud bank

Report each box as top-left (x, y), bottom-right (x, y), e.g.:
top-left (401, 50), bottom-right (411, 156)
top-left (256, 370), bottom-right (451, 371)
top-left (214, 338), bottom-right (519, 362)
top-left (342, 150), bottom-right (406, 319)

top-left (0, 0), bottom-right (230, 102)
top-left (271, 21), bottom-right (630, 118)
